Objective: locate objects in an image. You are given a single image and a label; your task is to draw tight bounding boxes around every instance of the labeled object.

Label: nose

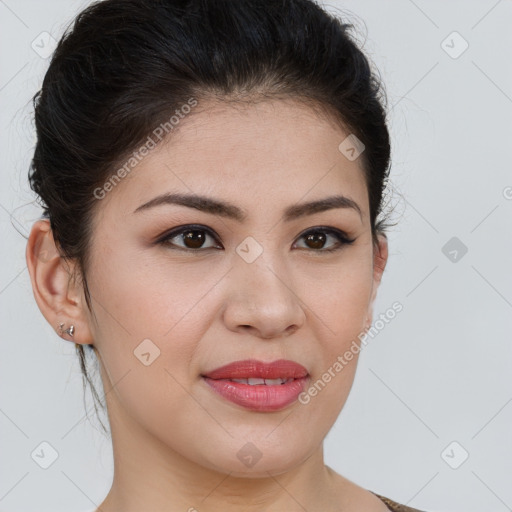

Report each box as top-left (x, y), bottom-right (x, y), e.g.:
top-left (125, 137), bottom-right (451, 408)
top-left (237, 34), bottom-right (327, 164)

top-left (222, 252), bottom-right (306, 339)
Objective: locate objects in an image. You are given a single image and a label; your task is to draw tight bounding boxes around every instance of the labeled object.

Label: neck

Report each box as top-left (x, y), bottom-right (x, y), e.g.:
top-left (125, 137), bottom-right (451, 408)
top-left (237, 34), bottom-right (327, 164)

top-left (97, 399), bottom-right (342, 512)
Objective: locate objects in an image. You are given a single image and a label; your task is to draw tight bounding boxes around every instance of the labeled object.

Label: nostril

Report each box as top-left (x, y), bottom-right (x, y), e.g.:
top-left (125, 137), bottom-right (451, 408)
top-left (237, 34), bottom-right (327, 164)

top-left (285, 325), bottom-right (298, 335)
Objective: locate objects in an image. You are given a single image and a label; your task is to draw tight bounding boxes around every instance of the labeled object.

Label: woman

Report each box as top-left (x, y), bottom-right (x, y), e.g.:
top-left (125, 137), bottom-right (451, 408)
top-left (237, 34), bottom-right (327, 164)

top-left (26, 0), bottom-right (426, 510)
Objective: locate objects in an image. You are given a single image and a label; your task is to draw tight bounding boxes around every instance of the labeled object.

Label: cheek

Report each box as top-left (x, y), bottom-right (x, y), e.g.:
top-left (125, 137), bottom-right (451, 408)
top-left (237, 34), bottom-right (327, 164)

top-left (88, 242), bottom-right (221, 341)
top-left (86, 249), bottom-right (228, 428)
top-left (295, 266), bottom-right (372, 433)
top-left (300, 247), bottom-right (374, 344)
top-left (295, 247), bottom-right (373, 417)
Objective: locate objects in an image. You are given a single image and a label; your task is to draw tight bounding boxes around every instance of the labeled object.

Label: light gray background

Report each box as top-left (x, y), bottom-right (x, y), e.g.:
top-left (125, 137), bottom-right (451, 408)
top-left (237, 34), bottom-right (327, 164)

top-left (1, 1), bottom-right (511, 511)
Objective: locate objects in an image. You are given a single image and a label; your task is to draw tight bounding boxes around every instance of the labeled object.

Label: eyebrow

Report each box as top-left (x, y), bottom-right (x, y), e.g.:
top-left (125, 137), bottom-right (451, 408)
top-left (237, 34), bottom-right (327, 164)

top-left (133, 192), bottom-right (362, 222)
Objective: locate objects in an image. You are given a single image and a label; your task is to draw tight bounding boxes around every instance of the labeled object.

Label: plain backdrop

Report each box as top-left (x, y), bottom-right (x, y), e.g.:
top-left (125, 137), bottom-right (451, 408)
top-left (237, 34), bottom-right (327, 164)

top-left (1, 1), bottom-right (511, 511)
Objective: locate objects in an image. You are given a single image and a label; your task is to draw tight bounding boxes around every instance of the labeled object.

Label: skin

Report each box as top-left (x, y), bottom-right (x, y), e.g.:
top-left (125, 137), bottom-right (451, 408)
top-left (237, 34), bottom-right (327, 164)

top-left (26, 98), bottom-right (389, 512)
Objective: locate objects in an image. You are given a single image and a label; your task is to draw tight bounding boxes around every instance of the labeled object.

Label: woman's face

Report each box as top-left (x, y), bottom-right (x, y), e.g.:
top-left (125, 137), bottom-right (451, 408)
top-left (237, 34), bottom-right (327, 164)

top-left (82, 98), bottom-right (387, 476)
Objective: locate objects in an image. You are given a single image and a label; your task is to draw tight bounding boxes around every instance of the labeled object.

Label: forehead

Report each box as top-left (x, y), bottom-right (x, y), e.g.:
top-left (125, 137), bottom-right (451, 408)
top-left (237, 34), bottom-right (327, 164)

top-left (97, 98), bottom-right (369, 222)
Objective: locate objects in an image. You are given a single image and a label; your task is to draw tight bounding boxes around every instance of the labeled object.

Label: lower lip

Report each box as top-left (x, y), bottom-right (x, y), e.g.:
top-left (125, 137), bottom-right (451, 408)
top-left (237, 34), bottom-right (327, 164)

top-left (202, 376), bottom-right (309, 412)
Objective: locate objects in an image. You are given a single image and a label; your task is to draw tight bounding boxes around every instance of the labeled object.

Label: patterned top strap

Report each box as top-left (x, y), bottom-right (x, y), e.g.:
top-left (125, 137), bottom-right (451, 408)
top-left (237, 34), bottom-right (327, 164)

top-left (372, 492), bottom-right (426, 512)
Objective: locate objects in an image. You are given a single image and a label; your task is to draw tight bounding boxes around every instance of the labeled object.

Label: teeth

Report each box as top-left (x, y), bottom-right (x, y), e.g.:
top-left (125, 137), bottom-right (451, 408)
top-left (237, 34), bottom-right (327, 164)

top-left (229, 378), bottom-right (289, 385)
top-left (248, 378), bottom-right (265, 385)
top-left (264, 378), bottom-right (285, 385)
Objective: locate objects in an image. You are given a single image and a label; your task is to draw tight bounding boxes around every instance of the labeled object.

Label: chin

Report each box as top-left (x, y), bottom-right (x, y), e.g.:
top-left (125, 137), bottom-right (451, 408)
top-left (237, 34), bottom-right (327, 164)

top-left (193, 435), bottom-right (314, 478)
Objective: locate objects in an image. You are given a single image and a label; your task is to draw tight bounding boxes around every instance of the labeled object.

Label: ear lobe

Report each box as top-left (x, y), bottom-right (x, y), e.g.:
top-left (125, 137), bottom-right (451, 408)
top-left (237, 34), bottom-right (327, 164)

top-left (26, 219), bottom-right (93, 345)
top-left (364, 233), bottom-right (389, 330)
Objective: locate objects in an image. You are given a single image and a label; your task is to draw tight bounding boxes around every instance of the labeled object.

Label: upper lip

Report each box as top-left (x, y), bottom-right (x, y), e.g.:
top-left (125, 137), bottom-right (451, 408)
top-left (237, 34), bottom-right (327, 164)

top-left (202, 359), bottom-right (309, 380)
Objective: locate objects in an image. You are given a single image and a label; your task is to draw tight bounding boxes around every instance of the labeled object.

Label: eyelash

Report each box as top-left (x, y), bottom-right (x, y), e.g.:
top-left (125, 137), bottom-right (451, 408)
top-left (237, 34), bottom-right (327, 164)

top-left (156, 224), bottom-right (356, 254)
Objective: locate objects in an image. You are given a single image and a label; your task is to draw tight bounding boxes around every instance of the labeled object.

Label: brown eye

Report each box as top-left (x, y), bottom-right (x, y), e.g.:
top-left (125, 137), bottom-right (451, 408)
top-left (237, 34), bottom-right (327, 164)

top-left (158, 225), bottom-right (221, 251)
top-left (304, 231), bottom-right (327, 250)
top-left (182, 229), bottom-right (207, 249)
top-left (294, 227), bottom-right (355, 252)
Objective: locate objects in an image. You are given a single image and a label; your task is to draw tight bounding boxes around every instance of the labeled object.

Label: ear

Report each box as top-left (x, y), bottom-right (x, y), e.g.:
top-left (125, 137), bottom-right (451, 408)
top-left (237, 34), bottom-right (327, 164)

top-left (363, 233), bottom-right (388, 331)
top-left (26, 219), bottom-right (94, 345)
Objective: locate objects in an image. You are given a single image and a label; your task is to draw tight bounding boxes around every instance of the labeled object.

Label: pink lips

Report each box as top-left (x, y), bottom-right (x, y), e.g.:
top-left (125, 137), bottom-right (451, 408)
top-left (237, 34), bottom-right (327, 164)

top-left (202, 359), bottom-right (309, 412)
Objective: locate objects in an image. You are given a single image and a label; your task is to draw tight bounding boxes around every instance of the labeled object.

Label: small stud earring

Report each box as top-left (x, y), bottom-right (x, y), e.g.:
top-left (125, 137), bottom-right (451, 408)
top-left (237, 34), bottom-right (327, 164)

top-left (58, 322), bottom-right (75, 337)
